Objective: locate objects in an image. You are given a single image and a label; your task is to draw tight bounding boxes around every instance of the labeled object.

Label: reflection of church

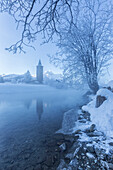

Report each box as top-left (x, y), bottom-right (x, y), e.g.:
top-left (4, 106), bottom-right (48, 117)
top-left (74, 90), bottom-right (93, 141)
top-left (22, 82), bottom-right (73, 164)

top-left (36, 99), bottom-right (43, 120)
top-left (36, 60), bottom-right (43, 84)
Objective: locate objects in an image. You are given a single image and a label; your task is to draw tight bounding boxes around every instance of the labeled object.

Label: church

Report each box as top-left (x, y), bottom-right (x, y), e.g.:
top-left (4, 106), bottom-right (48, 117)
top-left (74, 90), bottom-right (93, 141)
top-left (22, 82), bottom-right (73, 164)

top-left (36, 60), bottom-right (43, 83)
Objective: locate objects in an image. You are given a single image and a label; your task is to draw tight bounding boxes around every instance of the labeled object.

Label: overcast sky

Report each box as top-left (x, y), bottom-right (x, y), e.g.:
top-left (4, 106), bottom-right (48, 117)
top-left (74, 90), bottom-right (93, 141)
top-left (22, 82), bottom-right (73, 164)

top-left (0, 13), bottom-right (61, 76)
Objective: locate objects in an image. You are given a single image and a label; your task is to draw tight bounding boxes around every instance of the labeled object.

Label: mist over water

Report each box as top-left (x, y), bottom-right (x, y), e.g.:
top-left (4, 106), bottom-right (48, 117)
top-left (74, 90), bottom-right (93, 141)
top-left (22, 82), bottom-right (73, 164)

top-left (0, 84), bottom-right (86, 169)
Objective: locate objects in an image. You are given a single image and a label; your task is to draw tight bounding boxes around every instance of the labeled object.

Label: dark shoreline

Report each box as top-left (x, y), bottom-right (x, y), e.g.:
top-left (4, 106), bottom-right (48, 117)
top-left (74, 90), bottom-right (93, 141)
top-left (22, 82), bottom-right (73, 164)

top-left (0, 133), bottom-right (77, 170)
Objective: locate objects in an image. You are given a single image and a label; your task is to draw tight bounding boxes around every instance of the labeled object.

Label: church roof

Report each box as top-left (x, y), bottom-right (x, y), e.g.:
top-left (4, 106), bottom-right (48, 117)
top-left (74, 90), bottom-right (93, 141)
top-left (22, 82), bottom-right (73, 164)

top-left (38, 59), bottom-right (42, 66)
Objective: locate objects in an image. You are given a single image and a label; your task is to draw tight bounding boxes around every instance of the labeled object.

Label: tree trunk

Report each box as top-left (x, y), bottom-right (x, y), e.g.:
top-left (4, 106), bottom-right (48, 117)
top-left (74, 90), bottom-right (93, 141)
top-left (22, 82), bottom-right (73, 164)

top-left (87, 72), bottom-right (99, 94)
top-left (89, 80), bottom-right (99, 94)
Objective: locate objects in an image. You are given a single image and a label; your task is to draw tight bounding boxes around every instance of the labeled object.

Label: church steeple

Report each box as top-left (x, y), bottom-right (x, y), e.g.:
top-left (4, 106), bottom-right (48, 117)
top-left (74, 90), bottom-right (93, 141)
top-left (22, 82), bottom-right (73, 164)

top-left (38, 59), bottom-right (42, 66)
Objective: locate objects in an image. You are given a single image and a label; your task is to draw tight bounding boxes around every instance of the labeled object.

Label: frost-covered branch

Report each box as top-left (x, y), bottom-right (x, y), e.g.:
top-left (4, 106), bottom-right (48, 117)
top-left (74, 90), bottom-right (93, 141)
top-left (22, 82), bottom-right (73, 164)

top-left (0, 0), bottom-right (79, 53)
top-left (50, 0), bottom-right (113, 93)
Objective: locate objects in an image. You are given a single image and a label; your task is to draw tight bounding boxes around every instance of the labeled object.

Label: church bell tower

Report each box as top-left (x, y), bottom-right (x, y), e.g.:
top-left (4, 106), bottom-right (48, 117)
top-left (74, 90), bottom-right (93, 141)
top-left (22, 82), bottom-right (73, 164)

top-left (36, 60), bottom-right (43, 83)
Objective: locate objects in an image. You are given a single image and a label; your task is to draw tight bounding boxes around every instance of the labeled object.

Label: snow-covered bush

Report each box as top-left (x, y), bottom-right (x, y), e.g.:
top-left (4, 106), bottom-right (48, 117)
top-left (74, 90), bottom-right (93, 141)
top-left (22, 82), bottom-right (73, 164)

top-left (23, 70), bottom-right (32, 83)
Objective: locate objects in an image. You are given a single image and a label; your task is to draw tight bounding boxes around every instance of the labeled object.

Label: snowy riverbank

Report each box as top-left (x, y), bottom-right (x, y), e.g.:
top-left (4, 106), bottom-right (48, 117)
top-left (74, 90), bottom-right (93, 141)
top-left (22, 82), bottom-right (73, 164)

top-left (56, 83), bottom-right (113, 169)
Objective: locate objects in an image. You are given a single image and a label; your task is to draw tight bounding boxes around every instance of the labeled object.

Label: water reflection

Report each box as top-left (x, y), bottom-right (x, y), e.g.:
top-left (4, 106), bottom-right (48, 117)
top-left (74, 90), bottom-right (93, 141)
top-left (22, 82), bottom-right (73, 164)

top-left (36, 99), bottom-right (43, 120)
top-left (24, 100), bottom-right (32, 110)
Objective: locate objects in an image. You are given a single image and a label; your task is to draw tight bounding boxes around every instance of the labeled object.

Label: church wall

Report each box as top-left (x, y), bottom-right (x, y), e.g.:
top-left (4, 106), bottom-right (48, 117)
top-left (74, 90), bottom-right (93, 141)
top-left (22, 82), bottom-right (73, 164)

top-left (36, 66), bottom-right (43, 83)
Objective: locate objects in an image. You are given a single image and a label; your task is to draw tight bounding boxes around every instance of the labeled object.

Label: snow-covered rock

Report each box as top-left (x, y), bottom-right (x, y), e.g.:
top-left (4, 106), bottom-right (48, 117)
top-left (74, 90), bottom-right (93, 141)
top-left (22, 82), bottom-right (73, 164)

top-left (57, 109), bottom-right (78, 134)
top-left (69, 158), bottom-right (78, 167)
top-left (59, 143), bottom-right (67, 151)
top-left (82, 88), bottom-right (113, 138)
top-left (86, 152), bottom-right (95, 159)
top-left (57, 159), bottom-right (69, 170)
top-left (56, 85), bottom-right (113, 170)
top-left (86, 143), bottom-right (95, 153)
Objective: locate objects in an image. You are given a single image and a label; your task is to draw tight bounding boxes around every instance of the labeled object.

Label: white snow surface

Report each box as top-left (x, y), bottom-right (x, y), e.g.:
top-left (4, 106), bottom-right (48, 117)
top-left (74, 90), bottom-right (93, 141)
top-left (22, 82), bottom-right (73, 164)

top-left (106, 80), bottom-right (113, 89)
top-left (86, 152), bottom-right (95, 159)
top-left (82, 88), bottom-right (113, 138)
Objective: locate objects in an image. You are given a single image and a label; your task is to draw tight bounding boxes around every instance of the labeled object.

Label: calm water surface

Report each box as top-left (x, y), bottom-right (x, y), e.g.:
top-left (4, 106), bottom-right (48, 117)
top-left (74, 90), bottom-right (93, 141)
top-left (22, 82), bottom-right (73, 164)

top-left (0, 84), bottom-right (85, 169)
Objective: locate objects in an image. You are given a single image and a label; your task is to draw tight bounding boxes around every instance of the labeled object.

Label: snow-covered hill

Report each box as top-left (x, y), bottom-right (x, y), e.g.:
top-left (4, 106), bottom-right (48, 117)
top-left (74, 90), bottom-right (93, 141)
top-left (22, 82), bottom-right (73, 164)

top-left (2, 71), bottom-right (33, 84)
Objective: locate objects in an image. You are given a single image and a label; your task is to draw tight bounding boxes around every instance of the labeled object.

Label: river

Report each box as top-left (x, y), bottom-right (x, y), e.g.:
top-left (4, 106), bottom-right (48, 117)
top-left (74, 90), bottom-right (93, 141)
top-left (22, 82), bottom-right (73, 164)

top-left (0, 84), bottom-right (86, 170)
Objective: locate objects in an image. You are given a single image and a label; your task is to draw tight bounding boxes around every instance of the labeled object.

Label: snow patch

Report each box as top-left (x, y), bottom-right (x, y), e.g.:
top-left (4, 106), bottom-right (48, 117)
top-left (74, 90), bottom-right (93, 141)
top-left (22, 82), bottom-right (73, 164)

top-left (86, 152), bottom-right (95, 159)
top-left (82, 88), bottom-right (113, 138)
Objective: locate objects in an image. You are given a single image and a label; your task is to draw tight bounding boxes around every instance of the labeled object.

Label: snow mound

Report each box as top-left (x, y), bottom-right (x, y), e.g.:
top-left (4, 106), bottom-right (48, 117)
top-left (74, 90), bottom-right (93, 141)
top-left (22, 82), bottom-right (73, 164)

top-left (82, 88), bottom-right (113, 138)
top-left (107, 80), bottom-right (113, 89)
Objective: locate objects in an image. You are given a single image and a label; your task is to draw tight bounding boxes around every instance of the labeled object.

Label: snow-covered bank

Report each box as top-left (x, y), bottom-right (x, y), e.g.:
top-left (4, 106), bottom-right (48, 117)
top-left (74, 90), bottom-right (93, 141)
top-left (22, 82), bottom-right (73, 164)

top-left (56, 83), bottom-right (113, 169)
top-left (82, 88), bottom-right (113, 138)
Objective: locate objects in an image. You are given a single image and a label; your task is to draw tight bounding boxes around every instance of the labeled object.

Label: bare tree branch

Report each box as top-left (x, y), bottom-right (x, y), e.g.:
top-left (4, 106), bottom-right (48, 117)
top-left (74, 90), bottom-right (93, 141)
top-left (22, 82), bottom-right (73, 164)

top-left (50, 0), bottom-right (113, 93)
top-left (0, 0), bottom-right (79, 53)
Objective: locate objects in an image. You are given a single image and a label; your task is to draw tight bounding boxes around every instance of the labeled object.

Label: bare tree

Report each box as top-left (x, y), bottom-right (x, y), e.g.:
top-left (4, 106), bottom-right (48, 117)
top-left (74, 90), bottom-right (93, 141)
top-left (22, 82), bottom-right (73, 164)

top-left (0, 0), bottom-right (113, 93)
top-left (50, 0), bottom-right (113, 93)
top-left (0, 0), bottom-right (79, 53)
